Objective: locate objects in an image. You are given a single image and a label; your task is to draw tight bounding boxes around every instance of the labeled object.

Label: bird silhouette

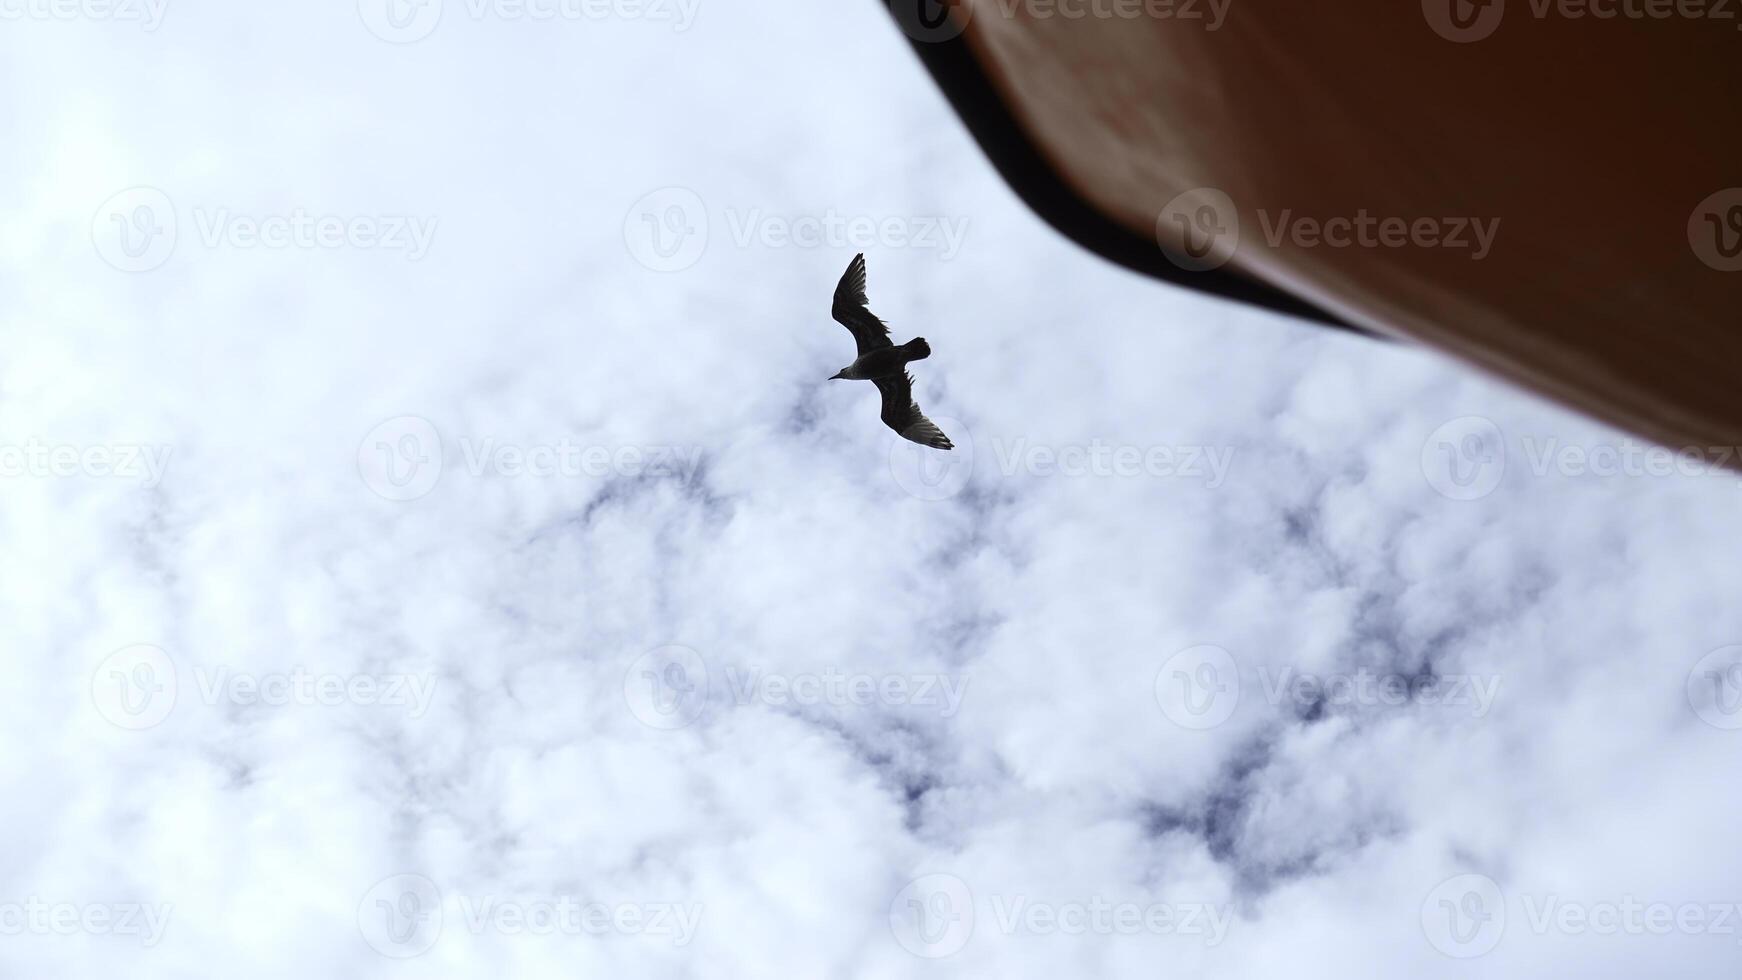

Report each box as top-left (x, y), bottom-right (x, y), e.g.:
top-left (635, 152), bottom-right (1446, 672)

top-left (826, 253), bottom-right (953, 450)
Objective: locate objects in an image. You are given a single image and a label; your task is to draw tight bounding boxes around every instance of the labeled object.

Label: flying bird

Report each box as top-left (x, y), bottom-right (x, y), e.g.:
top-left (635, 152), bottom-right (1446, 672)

top-left (826, 253), bottom-right (954, 450)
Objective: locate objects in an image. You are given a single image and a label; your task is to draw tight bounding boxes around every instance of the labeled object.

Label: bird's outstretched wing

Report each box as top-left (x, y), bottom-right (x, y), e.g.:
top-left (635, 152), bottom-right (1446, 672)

top-left (874, 372), bottom-right (953, 450)
top-left (831, 253), bottom-right (893, 356)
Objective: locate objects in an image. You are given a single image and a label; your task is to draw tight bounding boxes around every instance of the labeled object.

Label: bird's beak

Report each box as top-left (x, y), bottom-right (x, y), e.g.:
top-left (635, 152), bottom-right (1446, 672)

top-left (827, 371), bottom-right (844, 381)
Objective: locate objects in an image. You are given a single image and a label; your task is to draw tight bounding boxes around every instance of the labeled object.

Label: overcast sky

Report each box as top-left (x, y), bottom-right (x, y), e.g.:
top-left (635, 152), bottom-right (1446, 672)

top-left (3, 1), bottom-right (1741, 977)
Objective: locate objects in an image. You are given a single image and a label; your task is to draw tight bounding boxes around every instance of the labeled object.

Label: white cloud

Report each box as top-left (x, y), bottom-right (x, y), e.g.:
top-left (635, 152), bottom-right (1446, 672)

top-left (2, 2), bottom-right (1740, 977)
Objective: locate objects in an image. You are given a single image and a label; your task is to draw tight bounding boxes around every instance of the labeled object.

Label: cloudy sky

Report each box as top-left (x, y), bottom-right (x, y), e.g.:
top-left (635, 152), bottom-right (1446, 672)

top-left (4, 1), bottom-right (1741, 976)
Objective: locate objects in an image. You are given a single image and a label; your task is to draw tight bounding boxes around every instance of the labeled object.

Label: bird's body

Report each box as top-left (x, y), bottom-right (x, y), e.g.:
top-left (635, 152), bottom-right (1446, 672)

top-left (825, 254), bottom-right (954, 450)
top-left (831, 338), bottom-right (931, 381)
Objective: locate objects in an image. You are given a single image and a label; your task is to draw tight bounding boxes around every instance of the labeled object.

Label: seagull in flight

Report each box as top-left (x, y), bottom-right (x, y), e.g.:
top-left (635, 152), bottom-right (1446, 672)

top-left (826, 253), bottom-right (954, 450)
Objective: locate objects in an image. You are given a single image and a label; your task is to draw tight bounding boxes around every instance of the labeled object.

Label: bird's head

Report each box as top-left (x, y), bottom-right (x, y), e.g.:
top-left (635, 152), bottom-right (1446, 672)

top-left (827, 369), bottom-right (846, 381)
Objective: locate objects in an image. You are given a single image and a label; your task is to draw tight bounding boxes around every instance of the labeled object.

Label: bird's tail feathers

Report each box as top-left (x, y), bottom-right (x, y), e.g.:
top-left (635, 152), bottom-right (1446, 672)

top-left (900, 337), bottom-right (932, 361)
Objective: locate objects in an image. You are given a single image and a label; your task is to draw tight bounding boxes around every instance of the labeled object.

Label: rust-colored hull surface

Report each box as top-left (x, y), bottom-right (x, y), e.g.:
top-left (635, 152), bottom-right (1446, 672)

top-left (900, 0), bottom-right (1742, 454)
